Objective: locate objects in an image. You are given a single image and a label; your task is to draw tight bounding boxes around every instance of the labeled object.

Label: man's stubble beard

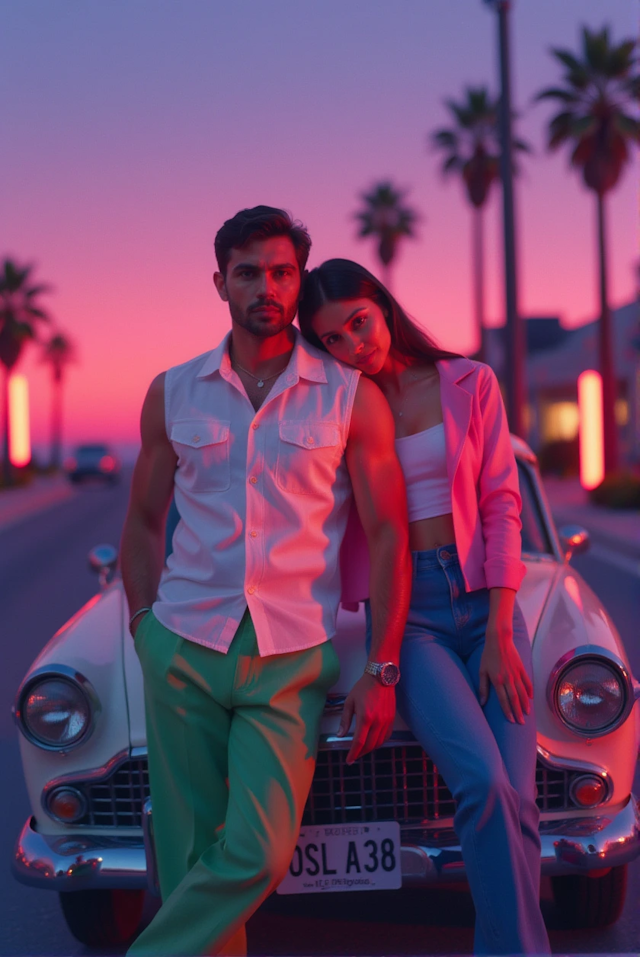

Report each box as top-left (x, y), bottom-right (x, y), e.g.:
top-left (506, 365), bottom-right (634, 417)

top-left (228, 297), bottom-right (298, 339)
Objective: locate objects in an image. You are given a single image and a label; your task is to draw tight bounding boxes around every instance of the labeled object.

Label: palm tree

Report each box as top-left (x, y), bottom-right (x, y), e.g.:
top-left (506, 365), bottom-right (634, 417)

top-left (431, 86), bottom-right (530, 362)
top-left (41, 332), bottom-right (75, 470)
top-left (536, 26), bottom-right (639, 474)
top-left (355, 181), bottom-right (418, 291)
top-left (0, 259), bottom-right (51, 484)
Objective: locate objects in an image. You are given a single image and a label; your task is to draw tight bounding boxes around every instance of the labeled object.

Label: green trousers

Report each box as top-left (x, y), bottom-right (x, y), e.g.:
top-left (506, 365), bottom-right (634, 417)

top-left (128, 610), bottom-right (340, 956)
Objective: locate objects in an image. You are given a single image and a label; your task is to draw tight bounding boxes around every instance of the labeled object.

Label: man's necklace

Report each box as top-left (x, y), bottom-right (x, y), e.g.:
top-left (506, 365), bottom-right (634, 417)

top-left (232, 358), bottom-right (290, 389)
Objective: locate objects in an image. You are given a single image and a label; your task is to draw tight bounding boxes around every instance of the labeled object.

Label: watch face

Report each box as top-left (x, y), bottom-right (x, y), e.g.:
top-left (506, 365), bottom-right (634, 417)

top-left (380, 663), bottom-right (400, 686)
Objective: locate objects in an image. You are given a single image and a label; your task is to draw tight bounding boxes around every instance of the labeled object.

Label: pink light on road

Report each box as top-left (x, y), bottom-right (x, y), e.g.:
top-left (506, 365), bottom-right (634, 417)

top-left (9, 374), bottom-right (31, 467)
top-left (578, 370), bottom-right (604, 490)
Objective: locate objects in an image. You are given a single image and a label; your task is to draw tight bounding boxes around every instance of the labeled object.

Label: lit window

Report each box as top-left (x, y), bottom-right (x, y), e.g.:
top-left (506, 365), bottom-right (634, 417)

top-left (615, 399), bottom-right (628, 426)
top-left (541, 402), bottom-right (579, 441)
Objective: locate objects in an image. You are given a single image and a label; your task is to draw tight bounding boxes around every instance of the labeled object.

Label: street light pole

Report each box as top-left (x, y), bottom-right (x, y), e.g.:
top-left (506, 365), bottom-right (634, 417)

top-left (484, 0), bottom-right (526, 437)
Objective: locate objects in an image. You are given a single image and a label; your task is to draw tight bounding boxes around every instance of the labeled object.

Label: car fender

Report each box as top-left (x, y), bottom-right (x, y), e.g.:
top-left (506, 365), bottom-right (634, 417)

top-left (532, 564), bottom-right (638, 804)
top-left (16, 584), bottom-right (130, 834)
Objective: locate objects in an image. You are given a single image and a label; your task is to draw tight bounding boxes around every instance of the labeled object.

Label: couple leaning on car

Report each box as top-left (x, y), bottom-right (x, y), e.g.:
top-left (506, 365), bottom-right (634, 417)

top-left (120, 205), bottom-right (551, 956)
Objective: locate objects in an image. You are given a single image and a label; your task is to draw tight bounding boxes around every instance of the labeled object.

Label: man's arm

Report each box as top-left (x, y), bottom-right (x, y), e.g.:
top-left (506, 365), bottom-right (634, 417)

top-left (120, 373), bottom-right (177, 636)
top-left (339, 376), bottom-right (412, 763)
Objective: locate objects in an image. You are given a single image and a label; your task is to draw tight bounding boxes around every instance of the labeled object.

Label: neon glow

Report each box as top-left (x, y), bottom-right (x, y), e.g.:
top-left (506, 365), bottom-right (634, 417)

top-left (9, 375), bottom-right (31, 467)
top-left (578, 370), bottom-right (604, 490)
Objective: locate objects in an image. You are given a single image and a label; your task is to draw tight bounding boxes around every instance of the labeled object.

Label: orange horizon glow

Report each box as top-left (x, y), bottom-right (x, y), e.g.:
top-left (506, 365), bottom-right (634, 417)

top-left (578, 370), bottom-right (604, 490)
top-left (9, 375), bottom-right (31, 467)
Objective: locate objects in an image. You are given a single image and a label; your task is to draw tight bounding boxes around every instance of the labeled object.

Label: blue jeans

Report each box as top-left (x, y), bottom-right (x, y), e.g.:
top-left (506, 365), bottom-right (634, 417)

top-left (366, 545), bottom-right (550, 955)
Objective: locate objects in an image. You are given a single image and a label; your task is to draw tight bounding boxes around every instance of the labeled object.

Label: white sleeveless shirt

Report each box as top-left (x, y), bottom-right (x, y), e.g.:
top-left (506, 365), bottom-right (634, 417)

top-left (153, 331), bottom-right (360, 656)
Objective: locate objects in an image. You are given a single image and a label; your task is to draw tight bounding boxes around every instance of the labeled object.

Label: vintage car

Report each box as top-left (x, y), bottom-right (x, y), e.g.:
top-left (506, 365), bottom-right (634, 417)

top-left (12, 437), bottom-right (640, 946)
top-left (64, 443), bottom-right (121, 485)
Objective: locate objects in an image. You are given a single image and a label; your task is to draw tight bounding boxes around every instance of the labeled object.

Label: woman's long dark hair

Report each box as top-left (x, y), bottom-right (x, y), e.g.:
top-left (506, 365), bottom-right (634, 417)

top-left (298, 259), bottom-right (460, 364)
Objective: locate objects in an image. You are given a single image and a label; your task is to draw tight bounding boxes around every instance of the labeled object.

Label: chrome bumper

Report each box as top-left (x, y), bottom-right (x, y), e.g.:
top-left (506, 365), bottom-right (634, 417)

top-left (14, 796), bottom-right (640, 892)
top-left (13, 817), bottom-right (148, 891)
top-left (401, 796), bottom-right (640, 884)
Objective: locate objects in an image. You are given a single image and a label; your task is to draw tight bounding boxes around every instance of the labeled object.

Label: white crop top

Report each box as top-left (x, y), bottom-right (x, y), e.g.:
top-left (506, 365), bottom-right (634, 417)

top-left (394, 422), bottom-right (452, 522)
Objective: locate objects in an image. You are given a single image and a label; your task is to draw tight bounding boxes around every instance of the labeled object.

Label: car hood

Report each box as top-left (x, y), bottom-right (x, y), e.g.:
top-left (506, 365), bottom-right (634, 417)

top-left (329, 557), bottom-right (558, 695)
top-left (123, 560), bottom-right (559, 741)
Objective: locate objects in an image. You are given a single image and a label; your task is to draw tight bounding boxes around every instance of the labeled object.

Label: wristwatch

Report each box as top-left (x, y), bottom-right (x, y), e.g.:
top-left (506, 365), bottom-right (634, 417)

top-left (364, 660), bottom-right (401, 686)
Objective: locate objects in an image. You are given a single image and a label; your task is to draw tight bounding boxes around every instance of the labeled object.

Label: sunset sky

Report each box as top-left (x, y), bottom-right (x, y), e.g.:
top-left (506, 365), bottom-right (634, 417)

top-left (3, 0), bottom-right (637, 459)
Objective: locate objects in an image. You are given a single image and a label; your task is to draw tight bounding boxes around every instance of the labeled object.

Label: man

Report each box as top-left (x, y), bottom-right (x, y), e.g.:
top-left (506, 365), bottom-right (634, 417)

top-left (121, 206), bottom-right (411, 956)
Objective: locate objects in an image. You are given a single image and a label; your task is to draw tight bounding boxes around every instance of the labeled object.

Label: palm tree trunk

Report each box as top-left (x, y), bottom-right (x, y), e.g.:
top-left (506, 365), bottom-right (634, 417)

top-left (381, 262), bottom-right (392, 295)
top-left (2, 367), bottom-right (12, 487)
top-left (596, 193), bottom-right (618, 474)
top-left (472, 207), bottom-right (486, 363)
top-left (50, 375), bottom-right (63, 470)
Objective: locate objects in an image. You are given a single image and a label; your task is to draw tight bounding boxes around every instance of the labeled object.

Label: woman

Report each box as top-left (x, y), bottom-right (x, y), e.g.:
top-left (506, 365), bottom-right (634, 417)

top-left (298, 259), bottom-right (550, 956)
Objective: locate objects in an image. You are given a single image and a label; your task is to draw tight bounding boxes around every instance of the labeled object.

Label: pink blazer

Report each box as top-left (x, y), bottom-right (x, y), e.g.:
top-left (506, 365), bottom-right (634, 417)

top-left (340, 356), bottom-right (526, 602)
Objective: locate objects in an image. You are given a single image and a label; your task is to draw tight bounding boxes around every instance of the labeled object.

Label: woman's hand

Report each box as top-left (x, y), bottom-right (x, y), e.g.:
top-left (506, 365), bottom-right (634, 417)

top-left (478, 635), bottom-right (533, 724)
top-left (479, 587), bottom-right (533, 724)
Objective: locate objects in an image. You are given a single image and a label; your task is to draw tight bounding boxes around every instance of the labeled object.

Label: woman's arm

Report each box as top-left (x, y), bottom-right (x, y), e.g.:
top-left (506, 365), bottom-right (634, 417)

top-left (479, 586), bottom-right (533, 724)
top-left (477, 365), bottom-right (526, 592)
top-left (476, 366), bottom-right (532, 722)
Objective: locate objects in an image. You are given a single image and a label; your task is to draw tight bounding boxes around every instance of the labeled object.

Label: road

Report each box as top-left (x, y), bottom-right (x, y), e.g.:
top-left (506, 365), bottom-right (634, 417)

top-left (0, 474), bottom-right (638, 955)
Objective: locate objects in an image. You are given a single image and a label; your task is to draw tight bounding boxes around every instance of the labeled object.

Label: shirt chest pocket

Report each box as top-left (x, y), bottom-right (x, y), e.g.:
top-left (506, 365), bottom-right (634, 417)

top-left (276, 420), bottom-right (341, 495)
top-left (170, 419), bottom-right (231, 492)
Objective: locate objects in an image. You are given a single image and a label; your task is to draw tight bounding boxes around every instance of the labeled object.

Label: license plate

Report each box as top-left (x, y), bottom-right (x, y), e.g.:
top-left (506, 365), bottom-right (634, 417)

top-left (277, 821), bottom-right (402, 894)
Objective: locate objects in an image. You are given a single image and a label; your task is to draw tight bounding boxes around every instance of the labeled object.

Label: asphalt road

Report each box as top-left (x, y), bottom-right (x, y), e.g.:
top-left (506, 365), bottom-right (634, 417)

top-left (0, 474), bottom-right (639, 955)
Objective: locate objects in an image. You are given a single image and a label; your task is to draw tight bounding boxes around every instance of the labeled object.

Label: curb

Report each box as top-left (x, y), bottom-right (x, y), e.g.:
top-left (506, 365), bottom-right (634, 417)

top-left (0, 479), bottom-right (76, 533)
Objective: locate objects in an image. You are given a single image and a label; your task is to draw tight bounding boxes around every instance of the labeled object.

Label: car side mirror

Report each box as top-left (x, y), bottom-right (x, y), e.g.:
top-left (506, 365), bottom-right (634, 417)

top-left (88, 544), bottom-right (119, 588)
top-left (558, 525), bottom-right (591, 561)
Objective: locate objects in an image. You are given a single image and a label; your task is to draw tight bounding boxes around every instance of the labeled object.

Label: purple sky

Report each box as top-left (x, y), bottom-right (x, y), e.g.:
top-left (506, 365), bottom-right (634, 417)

top-left (2, 0), bottom-right (637, 452)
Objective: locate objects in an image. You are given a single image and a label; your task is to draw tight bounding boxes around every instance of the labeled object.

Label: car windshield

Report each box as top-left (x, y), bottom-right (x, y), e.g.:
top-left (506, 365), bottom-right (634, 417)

top-left (518, 460), bottom-right (553, 556)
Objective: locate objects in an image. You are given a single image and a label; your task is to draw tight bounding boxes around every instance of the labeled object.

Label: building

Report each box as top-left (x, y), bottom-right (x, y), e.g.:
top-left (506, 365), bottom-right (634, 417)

top-left (484, 301), bottom-right (640, 466)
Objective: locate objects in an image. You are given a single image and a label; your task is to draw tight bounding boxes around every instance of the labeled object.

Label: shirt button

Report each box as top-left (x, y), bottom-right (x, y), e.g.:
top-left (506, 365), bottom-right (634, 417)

top-left (249, 476), bottom-right (257, 484)
top-left (247, 586), bottom-right (255, 595)
top-left (250, 530), bottom-right (257, 538)
top-left (193, 435), bottom-right (200, 443)
top-left (252, 423), bottom-right (259, 430)
top-left (306, 436), bottom-right (314, 444)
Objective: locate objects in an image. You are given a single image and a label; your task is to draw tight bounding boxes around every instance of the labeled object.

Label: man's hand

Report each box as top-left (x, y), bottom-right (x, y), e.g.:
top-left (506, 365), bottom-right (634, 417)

top-left (336, 674), bottom-right (396, 764)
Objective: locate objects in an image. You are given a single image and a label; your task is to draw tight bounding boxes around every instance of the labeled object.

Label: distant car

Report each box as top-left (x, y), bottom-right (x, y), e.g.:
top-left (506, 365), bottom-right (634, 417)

top-left (64, 444), bottom-right (120, 484)
top-left (11, 437), bottom-right (640, 947)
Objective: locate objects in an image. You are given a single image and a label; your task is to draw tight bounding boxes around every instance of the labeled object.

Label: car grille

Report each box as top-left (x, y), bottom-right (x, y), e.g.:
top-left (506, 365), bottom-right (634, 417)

top-left (302, 744), bottom-right (571, 826)
top-left (70, 748), bottom-right (571, 829)
top-left (76, 757), bottom-right (150, 828)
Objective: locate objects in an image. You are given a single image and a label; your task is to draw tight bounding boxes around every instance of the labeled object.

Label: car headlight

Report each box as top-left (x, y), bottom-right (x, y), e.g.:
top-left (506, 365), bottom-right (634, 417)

top-left (15, 669), bottom-right (99, 750)
top-left (549, 651), bottom-right (632, 737)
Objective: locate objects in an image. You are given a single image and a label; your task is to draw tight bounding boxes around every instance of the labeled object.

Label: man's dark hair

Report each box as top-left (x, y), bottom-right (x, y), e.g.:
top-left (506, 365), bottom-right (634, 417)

top-left (214, 206), bottom-right (312, 276)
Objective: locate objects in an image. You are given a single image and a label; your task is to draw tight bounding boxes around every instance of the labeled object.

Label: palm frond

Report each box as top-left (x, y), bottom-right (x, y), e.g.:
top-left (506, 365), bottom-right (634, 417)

top-left (431, 128), bottom-right (458, 149)
top-left (534, 86), bottom-right (580, 103)
top-left (583, 25), bottom-right (611, 75)
top-left (442, 155), bottom-right (462, 174)
top-left (613, 112), bottom-right (640, 139)
top-left (513, 137), bottom-right (533, 154)
top-left (625, 74), bottom-right (640, 100)
top-left (608, 39), bottom-right (636, 77)
top-left (547, 110), bottom-right (576, 148)
top-left (551, 48), bottom-right (590, 88)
